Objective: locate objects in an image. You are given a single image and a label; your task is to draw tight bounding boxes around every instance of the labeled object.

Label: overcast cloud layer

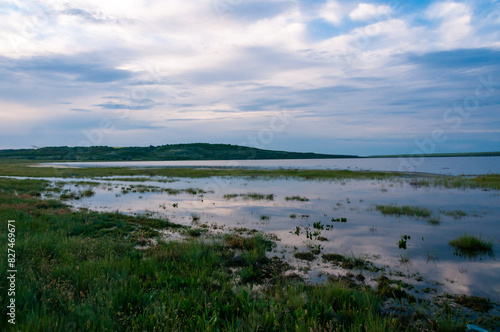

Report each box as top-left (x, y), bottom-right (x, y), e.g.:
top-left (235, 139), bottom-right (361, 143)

top-left (1, 0), bottom-right (499, 155)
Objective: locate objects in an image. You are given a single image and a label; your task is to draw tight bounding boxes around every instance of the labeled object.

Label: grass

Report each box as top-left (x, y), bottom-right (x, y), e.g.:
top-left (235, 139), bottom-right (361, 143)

top-left (2, 159), bottom-right (500, 190)
top-left (285, 195), bottom-right (309, 201)
top-left (454, 295), bottom-right (493, 313)
top-left (449, 233), bottom-right (494, 257)
top-left (441, 209), bottom-right (467, 219)
top-left (375, 205), bottom-right (432, 218)
top-left (223, 192), bottom-right (275, 200)
top-left (321, 253), bottom-right (382, 272)
top-left (187, 228), bottom-right (203, 237)
top-left (0, 160), bottom-right (420, 181)
top-left (427, 217), bottom-right (441, 225)
top-left (293, 251), bottom-right (316, 261)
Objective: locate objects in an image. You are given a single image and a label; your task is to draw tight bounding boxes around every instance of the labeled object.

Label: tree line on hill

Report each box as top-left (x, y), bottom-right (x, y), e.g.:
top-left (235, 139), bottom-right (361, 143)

top-left (0, 144), bottom-right (358, 161)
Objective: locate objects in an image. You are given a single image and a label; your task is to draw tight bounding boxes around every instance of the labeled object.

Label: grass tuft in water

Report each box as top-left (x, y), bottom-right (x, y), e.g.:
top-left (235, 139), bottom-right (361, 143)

top-left (294, 251), bottom-right (316, 261)
top-left (449, 233), bottom-right (494, 258)
top-left (224, 192), bottom-right (275, 201)
top-left (427, 217), bottom-right (441, 225)
top-left (441, 209), bottom-right (467, 219)
top-left (376, 204), bottom-right (432, 218)
top-left (285, 195), bottom-right (309, 202)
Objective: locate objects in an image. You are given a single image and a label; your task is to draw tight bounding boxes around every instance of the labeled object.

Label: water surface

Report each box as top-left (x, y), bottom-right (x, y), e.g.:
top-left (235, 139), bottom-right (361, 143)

top-left (37, 175), bottom-right (500, 301)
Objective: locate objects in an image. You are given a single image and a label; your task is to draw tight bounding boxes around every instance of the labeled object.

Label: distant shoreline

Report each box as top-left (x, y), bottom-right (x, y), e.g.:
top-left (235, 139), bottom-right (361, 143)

top-left (0, 143), bottom-right (498, 162)
top-left (367, 151), bottom-right (500, 158)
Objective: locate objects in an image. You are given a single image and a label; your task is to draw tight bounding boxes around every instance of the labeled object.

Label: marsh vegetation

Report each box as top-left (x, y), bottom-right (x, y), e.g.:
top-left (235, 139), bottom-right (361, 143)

top-left (0, 163), bottom-right (499, 331)
top-left (449, 233), bottom-right (494, 258)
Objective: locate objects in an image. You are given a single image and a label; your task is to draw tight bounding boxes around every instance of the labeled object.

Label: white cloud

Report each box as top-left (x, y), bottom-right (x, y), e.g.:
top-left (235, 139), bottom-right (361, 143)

top-left (349, 3), bottom-right (392, 22)
top-left (427, 2), bottom-right (472, 47)
top-left (0, 0), bottom-right (500, 152)
top-left (319, 0), bottom-right (344, 26)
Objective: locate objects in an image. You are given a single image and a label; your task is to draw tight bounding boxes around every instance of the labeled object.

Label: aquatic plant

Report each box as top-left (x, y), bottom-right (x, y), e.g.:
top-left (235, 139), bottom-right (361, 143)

top-left (293, 251), bottom-right (316, 261)
top-left (223, 192), bottom-right (275, 201)
top-left (427, 217), bottom-right (441, 225)
top-left (311, 245), bottom-right (322, 255)
top-left (376, 205), bottom-right (432, 218)
top-left (398, 235), bottom-right (411, 249)
top-left (449, 233), bottom-right (494, 258)
top-left (285, 196), bottom-right (309, 202)
top-left (441, 209), bottom-right (468, 219)
top-left (313, 221), bottom-right (324, 230)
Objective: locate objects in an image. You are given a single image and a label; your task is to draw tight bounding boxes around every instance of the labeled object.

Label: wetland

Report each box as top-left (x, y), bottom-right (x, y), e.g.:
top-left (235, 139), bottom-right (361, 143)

top-left (0, 159), bottom-right (499, 331)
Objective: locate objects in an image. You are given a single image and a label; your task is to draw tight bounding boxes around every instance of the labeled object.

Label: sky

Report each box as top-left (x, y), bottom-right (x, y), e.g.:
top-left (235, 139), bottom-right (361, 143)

top-left (0, 0), bottom-right (499, 156)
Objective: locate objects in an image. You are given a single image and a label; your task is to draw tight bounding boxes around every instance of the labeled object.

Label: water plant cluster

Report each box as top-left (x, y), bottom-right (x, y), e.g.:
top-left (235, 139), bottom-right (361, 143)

top-left (449, 233), bottom-right (494, 258)
top-left (224, 192), bottom-right (275, 201)
top-left (119, 184), bottom-right (209, 196)
top-left (59, 188), bottom-right (96, 200)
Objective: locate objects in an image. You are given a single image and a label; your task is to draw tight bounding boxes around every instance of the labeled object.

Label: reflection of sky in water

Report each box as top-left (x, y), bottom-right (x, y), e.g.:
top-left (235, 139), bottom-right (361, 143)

top-left (50, 177), bottom-right (499, 301)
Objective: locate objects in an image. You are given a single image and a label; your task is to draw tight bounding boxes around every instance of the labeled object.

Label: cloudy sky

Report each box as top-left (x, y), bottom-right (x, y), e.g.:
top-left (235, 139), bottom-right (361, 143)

top-left (1, 0), bottom-right (499, 155)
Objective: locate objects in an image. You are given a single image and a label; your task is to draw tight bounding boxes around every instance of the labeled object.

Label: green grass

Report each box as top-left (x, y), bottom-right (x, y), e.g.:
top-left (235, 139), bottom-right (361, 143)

top-left (375, 205), bottom-right (432, 218)
top-left (224, 193), bottom-right (275, 200)
top-left (2, 159), bottom-right (500, 190)
top-left (293, 251), bottom-right (316, 261)
top-left (285, 196), bottom-right (309, 202)
top-left (449, 233), bottom-right (494, 257)
top-left (440, 210), bottom-right (467, 219)
top-left (322, 254), bottom-right (381, 272)
top-left (427, 217), bottom-right (441, 225)
top-left (0, 160), bottom-right (414, 180)
top-left (454, 295), bottom-right (493, 313)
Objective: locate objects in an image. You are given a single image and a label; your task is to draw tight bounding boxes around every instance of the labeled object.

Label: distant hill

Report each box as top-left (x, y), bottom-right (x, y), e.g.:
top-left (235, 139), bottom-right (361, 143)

top-left (0, 144), bottom-right (358, 161)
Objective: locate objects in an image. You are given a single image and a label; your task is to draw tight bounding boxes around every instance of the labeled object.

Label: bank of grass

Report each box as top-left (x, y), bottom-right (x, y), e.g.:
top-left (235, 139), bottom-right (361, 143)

top-left (375, 205), bottom-right (433, 218)
top-left (1, 160), bottom-right (500, 190)
top-left (449, 233), bottom-right (494, 257)
top-left (0, 160), bottom-right (413, 181)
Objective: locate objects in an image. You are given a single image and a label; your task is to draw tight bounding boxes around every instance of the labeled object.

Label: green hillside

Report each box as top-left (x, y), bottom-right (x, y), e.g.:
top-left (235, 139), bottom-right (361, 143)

top-left (0, 143), bottom-right (357, 161)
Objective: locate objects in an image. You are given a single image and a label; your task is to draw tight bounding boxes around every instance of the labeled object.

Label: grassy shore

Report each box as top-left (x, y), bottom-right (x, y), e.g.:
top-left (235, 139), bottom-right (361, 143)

top-left (1, 160), bottom-right (500, 190)
top-left (2, 176), bottom-right (492, 331)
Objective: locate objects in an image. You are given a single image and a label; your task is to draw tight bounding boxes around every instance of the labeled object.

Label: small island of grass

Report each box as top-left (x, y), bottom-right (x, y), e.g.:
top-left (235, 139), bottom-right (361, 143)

top-left (449, 233), bottom-right (494, 258)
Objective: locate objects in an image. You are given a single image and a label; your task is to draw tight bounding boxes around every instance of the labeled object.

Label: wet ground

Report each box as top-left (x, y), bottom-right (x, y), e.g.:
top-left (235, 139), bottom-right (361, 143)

top-left (29, 174), bottom-right (500, 302)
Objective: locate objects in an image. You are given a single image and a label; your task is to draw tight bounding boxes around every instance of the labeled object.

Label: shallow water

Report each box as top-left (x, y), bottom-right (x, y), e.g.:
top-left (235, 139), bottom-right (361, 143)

top-left (39, 175), bottom-right (500, 301)
top-left (42, 156), bottom-right (500, 175)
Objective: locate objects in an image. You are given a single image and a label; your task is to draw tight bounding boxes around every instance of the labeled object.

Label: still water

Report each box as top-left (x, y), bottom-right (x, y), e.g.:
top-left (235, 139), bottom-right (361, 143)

top-left (35, 174), bottom-right (500, 301)
top-left (43, 156), bottom-right (500, 176)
